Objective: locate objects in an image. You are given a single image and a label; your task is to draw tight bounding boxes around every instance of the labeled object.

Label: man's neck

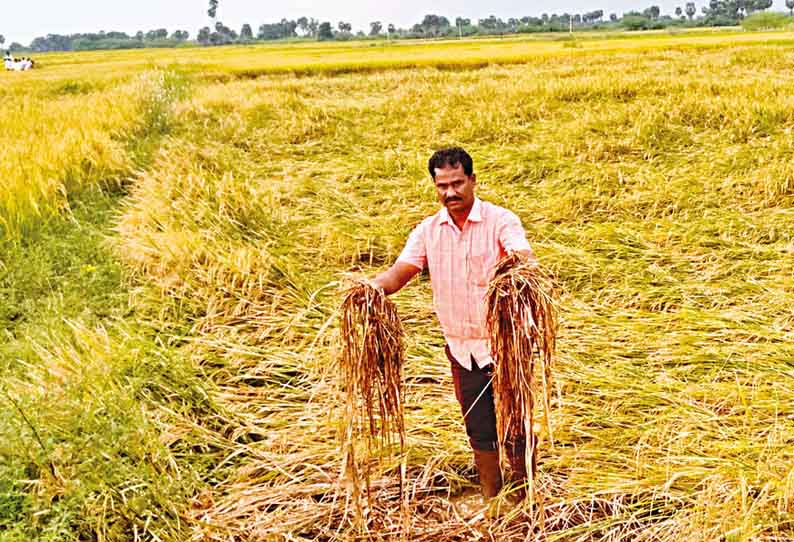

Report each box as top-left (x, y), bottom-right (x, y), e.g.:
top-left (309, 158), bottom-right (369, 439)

top-left (449, 204), bottom-right (473, 231)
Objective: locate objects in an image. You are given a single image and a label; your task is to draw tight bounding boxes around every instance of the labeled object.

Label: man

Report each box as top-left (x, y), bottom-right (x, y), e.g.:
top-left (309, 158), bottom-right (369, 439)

top-left (370, 147), bottom-right (537, 501)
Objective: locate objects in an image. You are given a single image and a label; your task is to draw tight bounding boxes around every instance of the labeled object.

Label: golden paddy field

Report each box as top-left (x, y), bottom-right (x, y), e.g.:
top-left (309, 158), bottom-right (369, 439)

top-left (1, 30), bottom-right (793, 542)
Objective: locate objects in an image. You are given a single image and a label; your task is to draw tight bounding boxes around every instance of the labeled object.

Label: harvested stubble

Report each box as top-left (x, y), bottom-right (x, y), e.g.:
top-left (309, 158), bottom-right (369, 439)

top-left (486, 253), bottom-right (558, 501)
top-left (339, 281), bottom-right (407, 522)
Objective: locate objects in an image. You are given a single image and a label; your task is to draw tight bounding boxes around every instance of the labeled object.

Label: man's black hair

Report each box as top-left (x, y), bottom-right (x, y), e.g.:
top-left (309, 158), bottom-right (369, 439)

top-left (428, 147), bottom-right (473, 179)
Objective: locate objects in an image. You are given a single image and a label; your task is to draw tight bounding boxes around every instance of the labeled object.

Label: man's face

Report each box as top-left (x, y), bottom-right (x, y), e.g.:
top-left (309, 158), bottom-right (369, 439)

top-left (433, 164), bottom-right (476, 213)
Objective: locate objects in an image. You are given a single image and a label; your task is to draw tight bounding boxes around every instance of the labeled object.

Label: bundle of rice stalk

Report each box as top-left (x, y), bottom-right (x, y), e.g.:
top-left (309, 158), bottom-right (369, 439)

top-left (485, 253), bottom-right (558, 501)
top-left (339, 280), bottom-right (406, 524)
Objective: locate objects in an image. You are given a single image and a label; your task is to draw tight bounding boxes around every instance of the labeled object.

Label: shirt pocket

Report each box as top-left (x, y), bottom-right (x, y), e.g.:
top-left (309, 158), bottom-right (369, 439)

top-left (467, 251), bottom-right (493, 288)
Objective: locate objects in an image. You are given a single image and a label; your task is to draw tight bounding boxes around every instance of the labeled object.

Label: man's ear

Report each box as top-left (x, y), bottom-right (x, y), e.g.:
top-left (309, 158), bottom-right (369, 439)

top-left (470, 173), bottom-right (477, 185)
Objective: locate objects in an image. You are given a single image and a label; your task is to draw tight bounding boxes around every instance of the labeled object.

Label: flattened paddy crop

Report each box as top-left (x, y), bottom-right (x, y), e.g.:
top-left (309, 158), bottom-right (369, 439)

top-left (2, 32), bottom-right (794, 542)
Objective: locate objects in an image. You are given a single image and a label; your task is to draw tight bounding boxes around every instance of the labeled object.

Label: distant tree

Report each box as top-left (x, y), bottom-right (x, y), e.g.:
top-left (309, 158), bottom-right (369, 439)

top-left (30, 34), bottom-right (72, 51)
top-left (198, 26), bottom-right (211, 44)
top-left (338, 21), bottom-right (352, 33)
top-left (675, 6), bottom-right (683, 17)
top-left (208, 0), bottom-right (218, 19)
top-left (478, 15), bottom-right (506, 33)
top-left (387, 23), bottom-right (396, 34)
top-left (281, 19), bottom-right (298, 38)
top-left (240, 24), bottom-right (253, 41)
top-left (417, 14), bottom-right (451, 36)
top-left (0, 36), bottom-right (5, 46)
top-left (308, 18), bottom-right (319, 37)
top-left (9, 42), bottom-right (22, 51)
top-left (145, 29), bottom-right (168, 40)
top-left (685, 1), bottom-right (697, 19)
top-left (211, 21), bottom-right (236, 44)
top-left (257, 20), bottom-right (296, 40)
top-left (135, 30), bottom-right (144, 41)
top-left (746, 0), bottom-right (773, 13)
top-left (297, 16), bottom-right (309, 36)
top-left (170, 30), bottom-right (189, 41)
top-left (582, 9), bottom-right (604, 23)
top-left (700, 0), bottom-right (764, 22)
top-left (369, 21), bottom-right (382, 35)
top-left (318, 21), bottom-right (334, 40)
top-left (644, 5), bottom-right (661, 19)
top-left (610, 12), bottom-right (619, 21)
top-left (787, 0), bottom-right (794, 14)
top-left (257, 24), bottom-right (277, 40)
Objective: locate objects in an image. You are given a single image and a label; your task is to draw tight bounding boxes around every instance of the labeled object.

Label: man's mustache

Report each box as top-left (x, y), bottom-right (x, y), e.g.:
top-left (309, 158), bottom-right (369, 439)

top-left (445, 196), bottom-right (462, 204)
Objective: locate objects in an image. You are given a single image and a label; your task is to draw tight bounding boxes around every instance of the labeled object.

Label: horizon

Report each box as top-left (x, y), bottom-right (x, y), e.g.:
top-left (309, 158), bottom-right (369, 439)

top-left (2, 0), bottom-right (790, 46)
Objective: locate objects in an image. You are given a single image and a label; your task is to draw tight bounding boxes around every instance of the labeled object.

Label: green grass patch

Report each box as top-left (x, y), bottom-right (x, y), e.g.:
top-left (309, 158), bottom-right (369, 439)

top-left (0, 186), bottom-right (212, 542)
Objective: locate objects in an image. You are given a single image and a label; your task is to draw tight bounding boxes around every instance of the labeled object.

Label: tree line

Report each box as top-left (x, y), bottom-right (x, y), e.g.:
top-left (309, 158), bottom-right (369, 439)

top-left (190, 1), bottom-right (785, 44)
top-left (9, 30), bottom-right (192, 53)
top-left (3, 0), bottom-right (789, 53)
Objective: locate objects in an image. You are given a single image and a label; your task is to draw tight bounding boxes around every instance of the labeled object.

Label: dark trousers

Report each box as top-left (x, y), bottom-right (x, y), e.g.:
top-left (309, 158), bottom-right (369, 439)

top-left (446, 345), bottom-right (527, 455)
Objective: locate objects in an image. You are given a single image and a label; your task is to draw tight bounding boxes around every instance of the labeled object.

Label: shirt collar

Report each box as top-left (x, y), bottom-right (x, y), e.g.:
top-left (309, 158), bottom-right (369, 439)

top-left (440, 197), bottom-right (483, 226)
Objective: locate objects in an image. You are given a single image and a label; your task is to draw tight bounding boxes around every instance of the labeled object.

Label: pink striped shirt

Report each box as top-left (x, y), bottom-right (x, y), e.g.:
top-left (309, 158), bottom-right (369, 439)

top-left (397, 198), bottom-right (534, 370)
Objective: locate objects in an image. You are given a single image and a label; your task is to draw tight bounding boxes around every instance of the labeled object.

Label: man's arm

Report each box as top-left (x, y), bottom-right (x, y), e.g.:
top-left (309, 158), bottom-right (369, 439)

top-left (370, 262), bottom-right (421, 295)
top-left (499, 211), bottom-right (538, 264)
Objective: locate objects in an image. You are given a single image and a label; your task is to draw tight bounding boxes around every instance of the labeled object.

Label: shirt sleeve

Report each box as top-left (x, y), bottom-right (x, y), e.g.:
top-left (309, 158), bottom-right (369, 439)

top-left (396, 222), bottom-right (427, 271)
top-left (498, 211), bottom-right (536, 262)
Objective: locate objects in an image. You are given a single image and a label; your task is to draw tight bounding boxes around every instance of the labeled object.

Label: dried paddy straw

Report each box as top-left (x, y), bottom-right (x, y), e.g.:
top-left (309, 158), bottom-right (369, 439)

top-left (486, 253), bottom-right (558, 505)
top-left (339, 280), bottom-right (407, 527)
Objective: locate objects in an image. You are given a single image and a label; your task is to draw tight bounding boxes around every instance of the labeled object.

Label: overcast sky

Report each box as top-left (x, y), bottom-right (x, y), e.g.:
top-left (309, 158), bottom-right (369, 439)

top-left (2, 0), bottom-right (790, 45)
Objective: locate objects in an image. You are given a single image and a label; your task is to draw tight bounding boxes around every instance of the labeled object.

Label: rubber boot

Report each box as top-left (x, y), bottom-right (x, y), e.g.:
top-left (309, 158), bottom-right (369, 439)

top-left (473, 449), bottom-right (503, 499)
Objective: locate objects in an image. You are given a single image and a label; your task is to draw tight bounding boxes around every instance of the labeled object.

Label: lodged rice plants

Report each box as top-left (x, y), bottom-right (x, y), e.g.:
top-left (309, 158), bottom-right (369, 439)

top-left (4, 30), bottom-right (794, 542)
top-left (0, 66), bottom-right (185, 243)
top-left (339, 281), bottom-right (406, 525)
top-left (115, 40), bottom-right (794, 541)
top-left (486, 253), bottom-right (558, 502)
